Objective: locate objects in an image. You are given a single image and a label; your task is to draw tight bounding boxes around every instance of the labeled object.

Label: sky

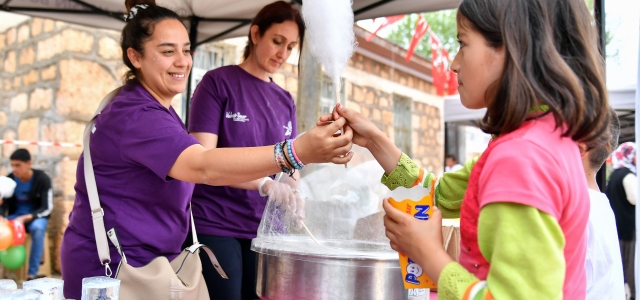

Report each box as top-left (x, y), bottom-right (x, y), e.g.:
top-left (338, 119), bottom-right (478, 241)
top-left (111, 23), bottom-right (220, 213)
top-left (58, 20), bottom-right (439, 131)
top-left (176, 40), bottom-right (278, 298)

top-left (357, 0), bottom-right (640, 90)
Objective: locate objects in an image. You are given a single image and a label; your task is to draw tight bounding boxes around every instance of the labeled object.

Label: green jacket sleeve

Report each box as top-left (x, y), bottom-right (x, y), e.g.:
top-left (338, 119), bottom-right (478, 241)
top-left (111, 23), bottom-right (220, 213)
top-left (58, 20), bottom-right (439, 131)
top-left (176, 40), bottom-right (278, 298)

top-left (437, 202), bottom-right (565, 300)
top-left (380, 153), bottom-right (478, 218)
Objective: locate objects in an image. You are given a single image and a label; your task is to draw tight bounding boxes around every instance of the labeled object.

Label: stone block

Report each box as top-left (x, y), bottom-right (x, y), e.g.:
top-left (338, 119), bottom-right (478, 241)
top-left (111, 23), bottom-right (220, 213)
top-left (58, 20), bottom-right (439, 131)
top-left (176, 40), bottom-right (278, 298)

top-left (346, 101), bottom-right (361, 113)
top-left (380, 69), bottom-right (390, 80)
top-left (382, 111), bottom-right (393, 124)
top-left (30, 88), bottom-right (53, 110)
top-left (372, 108), bottom-right (381, 121)
top-left (19, 46), bottom-right (35, 67)
top-left (6, 28), bottom-right (16, 46)
top-left (56, 59), bottom-right (117, 119)
top-left (13, 77), bottom-right (20, 91)
top-left (57, 158), bottom-right (79, 199)
top-left (361, 107), bottom-right (370, 118)
top-left (31, 18), bottom-right (43, 37)
top-left (98, 36), bottom-right (121, 60)
top-left (37, 29), bottom-right (94, 61)
top-left (2, 131), bottom-right (17, 158)
top-left (0, 112), bottom-right (7, 127)
top-left (353, 86), bottom-right (364, 103)
top-left (10, 93), bottom-right (28, 112)
top-left (0, 34), bottom-right (5, 51)
top-left (272, 73), bottom-right (285, 89)
top-left (18, 118), bottom-right (39, 154)
top-left (41, 121), bottom-right (85, 158)
top-left (3, 79), bottom-right (10, 92)
top-left (4, 50), bottom-right (16, 73)
top-left (23, 69), bottom-right (39, 87)
top-left (41, 65), bottom-right (58, 81)
top-left (17, 24), bottom-right (29, 44)
top-left (43, 19), bottom-right (55, 33)
top-left (365, 90), bottom-right (375, 105)
top-left (379, 97), bottom-right (389, 108)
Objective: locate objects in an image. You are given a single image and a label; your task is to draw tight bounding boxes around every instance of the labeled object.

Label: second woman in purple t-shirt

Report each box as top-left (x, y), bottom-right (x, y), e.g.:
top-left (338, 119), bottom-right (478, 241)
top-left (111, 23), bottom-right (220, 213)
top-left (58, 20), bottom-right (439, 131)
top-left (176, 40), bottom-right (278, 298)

top-left (187, 1), bottom-right (305, 299)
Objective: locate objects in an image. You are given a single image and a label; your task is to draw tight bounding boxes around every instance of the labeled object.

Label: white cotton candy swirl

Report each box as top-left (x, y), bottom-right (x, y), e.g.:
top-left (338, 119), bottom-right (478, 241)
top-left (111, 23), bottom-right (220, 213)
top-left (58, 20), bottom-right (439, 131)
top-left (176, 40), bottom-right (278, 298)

top-left (301, 0), bottom-right (357, 94)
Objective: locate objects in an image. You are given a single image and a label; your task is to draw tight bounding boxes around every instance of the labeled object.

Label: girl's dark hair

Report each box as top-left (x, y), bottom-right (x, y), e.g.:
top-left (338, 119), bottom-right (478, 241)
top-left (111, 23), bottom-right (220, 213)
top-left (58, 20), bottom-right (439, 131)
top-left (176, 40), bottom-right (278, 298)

top-left (121, 0), bottom-right (183, 81)
top-left (458, 0), bottom-right (609, 147)
top-left (243, 1), bottom-right (305, 61)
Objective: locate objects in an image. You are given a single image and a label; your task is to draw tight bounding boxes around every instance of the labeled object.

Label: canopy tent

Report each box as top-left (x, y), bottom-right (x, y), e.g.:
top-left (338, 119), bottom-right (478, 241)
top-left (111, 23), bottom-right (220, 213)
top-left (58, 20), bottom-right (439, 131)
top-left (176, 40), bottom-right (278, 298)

top-left (444, 85), bottom-right (637, 142)
top-left (1, 0), bottom-right (461, 46)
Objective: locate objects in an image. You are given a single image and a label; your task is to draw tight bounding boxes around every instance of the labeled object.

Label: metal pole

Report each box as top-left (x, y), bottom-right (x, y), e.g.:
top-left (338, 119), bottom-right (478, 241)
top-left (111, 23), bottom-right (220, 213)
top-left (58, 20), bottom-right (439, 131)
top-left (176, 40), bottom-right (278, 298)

top-left (595, 0), bottom-right (607, 192)
top-left (185, 17), bottom-right (200, 127)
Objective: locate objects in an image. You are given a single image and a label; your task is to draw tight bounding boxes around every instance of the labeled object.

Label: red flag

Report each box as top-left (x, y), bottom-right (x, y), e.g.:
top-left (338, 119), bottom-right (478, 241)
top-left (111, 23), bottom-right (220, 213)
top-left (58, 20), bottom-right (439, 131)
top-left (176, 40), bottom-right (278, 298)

top-left (405, 15), bottom-right (429, 61)
top-left (442, 49), bottom-right (459, 95)
top-left (430, 32), bottom-right (446, 95)
top-left (366, 15), bottom-right (406, 42)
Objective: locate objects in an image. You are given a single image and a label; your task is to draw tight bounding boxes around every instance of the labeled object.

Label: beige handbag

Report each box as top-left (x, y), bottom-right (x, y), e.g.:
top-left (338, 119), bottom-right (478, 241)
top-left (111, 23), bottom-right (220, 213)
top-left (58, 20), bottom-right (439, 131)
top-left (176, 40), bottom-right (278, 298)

top-left (83, 88), bottom-right (228, 299)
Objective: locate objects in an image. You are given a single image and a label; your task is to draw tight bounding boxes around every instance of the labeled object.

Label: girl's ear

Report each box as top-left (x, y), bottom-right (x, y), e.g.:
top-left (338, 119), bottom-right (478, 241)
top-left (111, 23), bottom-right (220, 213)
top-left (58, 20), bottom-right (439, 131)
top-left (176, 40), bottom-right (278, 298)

top-left (578, 143), bottom-right (588, 157)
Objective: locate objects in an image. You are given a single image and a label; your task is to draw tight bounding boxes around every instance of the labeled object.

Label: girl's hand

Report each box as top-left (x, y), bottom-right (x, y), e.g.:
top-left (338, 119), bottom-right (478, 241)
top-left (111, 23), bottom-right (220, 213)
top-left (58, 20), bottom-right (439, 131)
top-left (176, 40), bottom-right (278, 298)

top-left (382, 198), bottom-right (452, 282)
top-left (295, 117), bottom-right (353, 165)
top-left (317, 103), bottom-right (382, 149)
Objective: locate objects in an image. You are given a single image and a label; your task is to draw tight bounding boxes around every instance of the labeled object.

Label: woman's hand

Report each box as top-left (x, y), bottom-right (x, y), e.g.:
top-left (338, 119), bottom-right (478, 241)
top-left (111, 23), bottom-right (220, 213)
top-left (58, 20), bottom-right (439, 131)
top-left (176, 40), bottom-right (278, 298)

top-left (382, 199), bottom-right (452, 282)
top-left (319, 104), bottom-right (401, 174)
top-left (263, 176), bottom-right (306, 221)
top-left (294, 117), bottom-right (353, 165)
top-left (317, 103), bottom-right (382, 148)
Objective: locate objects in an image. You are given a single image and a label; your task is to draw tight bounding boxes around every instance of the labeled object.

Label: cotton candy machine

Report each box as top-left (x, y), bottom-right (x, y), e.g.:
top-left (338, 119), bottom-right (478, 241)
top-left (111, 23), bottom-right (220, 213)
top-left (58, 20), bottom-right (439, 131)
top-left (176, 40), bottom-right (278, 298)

top-left (252, 146), bottom-right (420, 300)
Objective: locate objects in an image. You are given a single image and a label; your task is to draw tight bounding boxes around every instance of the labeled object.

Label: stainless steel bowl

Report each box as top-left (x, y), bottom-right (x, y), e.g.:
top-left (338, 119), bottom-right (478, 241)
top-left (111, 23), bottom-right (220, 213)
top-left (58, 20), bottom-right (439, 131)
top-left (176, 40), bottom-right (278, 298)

top-left (253, 237), bottom-right (414, 300)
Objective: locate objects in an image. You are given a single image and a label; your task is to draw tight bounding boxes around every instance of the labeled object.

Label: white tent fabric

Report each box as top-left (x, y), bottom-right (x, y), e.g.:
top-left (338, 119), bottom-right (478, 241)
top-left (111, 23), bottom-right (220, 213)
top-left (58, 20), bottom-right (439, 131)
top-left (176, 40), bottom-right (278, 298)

top-left (444, 87), bottom-right (637, 124)
top-left (2, 0), bottom-right (462, 46)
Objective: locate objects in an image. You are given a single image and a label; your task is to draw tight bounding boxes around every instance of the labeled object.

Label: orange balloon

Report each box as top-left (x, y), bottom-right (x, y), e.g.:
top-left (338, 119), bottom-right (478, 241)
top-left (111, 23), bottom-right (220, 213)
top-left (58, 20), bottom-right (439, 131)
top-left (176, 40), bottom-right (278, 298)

top-left (0, 222), bottom-right (12, 251)
top-left (8, 220), bottom-right (25, 246)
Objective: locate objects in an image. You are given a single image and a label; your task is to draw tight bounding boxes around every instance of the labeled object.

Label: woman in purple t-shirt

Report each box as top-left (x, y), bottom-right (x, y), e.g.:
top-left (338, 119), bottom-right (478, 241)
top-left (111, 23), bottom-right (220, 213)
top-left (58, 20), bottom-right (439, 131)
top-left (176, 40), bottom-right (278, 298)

top-left (187, 2), bottom-right (305, 299)
top-left (59, 0), bottom-right (352, 299)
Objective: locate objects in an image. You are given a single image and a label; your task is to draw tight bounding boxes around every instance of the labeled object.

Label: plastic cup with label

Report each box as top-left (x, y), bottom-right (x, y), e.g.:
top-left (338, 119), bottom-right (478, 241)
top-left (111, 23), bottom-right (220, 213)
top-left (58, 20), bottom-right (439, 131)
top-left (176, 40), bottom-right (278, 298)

top-left (22, 278), bottom-right (64, 300)
top-left (81, 276), bottom-right (120, 300)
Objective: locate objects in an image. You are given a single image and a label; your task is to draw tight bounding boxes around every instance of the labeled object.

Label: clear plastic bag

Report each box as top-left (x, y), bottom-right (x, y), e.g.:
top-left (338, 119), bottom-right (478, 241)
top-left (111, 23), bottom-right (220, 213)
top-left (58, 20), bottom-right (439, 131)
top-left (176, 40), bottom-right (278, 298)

top-left (252, 145), bottom-right (395, 263)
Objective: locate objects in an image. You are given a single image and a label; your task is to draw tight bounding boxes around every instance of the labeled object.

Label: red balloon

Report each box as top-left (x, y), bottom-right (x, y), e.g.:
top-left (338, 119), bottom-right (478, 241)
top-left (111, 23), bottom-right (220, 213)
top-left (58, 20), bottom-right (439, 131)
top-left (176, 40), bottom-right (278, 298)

top-left (0, 222), bottom-right (12, 251)
top-left (8, 220), bottom-right (25, 246)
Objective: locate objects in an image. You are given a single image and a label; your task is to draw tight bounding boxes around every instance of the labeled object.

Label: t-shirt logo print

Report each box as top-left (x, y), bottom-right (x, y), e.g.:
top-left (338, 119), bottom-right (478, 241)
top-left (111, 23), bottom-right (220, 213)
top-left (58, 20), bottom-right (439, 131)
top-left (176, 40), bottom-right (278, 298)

top-left (226, 111), bottom-right (249, 122)
top-left (284, 121), bottom-right (292, 136)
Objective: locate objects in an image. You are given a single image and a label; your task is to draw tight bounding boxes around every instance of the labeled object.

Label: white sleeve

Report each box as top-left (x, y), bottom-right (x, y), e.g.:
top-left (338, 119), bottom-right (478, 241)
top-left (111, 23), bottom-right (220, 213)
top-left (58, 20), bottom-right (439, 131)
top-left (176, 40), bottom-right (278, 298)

top-left (622, 173), bottom-right (637, 205)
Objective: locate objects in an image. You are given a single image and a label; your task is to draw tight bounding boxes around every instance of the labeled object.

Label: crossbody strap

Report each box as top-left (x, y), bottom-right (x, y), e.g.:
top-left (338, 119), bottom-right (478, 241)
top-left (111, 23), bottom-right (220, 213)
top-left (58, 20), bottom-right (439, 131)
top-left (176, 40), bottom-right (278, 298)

top-left (84, 87), bottom-right (204, 276)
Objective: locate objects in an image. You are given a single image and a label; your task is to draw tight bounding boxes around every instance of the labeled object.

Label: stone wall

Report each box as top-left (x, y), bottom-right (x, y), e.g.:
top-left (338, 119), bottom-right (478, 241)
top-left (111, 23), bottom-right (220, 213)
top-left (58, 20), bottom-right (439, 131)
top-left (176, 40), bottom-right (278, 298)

top-left (0, 17), bottom-right (125, 273)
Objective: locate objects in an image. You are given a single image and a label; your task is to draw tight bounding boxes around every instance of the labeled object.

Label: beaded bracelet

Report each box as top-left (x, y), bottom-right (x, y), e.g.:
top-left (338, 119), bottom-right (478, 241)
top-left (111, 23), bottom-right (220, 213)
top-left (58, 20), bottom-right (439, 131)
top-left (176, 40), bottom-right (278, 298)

top-left (274, 142), bottom-right (295, 177)
top-left (285, 140), bottom-right (303, 170)
top-left (289, 139), bottom-right (306, 168)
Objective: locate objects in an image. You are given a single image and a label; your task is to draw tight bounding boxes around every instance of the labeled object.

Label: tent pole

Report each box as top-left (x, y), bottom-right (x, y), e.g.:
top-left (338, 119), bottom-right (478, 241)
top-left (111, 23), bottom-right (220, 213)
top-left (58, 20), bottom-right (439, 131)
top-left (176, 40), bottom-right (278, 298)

top-left (185, 17), bottom-right (200, 126)
top-left (595, 0), bottom-right (606, 192)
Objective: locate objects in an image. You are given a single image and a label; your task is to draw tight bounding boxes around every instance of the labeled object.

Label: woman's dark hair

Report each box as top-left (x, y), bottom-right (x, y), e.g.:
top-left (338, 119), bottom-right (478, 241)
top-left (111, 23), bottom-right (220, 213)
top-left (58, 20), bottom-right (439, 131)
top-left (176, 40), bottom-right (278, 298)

top-left (457, 0), bottom-right (609, 147)
top-left (121, 0), bottom-right (184, 81)
top-left (243, 1), bottom-right (305, 61)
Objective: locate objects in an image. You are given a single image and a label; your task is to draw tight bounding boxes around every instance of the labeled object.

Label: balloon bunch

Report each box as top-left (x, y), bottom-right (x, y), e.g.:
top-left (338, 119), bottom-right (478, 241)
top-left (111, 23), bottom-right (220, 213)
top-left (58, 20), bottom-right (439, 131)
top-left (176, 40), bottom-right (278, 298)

top-left (0, 220), bottom-right (26, 270)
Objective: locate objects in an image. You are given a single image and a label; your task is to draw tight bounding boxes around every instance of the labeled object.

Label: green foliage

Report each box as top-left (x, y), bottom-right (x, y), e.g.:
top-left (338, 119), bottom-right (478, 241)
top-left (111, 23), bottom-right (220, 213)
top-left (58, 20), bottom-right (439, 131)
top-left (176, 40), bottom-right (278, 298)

top-left (386, 11), bottom-right (458, 60)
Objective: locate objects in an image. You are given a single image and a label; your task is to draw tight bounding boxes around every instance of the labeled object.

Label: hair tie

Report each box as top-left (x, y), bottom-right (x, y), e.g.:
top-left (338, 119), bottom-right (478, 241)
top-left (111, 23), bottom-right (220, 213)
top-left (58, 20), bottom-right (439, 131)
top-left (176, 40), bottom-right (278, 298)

top-left (124, 4), bottom-right (149, 22)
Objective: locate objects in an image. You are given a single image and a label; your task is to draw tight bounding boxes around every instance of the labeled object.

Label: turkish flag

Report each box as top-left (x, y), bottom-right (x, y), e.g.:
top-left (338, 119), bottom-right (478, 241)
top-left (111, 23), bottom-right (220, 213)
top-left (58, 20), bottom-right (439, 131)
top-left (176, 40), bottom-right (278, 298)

top-left (430, 32), bottom-right (446, 95)
top-left (441, 49), bottom-right (458, 95)
top-left (405, 15), bottom-right (429, 62)
top-left (366, 15), bottom-right (406, 42)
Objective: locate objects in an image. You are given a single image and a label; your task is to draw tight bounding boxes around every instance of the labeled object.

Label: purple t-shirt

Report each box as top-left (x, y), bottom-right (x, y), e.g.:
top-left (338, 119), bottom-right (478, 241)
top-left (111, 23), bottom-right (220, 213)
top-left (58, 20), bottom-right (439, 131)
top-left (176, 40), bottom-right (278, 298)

top-left (60, 80), bottom-right (199, 299)
top-left (189, 65), bottom-right (297, 239)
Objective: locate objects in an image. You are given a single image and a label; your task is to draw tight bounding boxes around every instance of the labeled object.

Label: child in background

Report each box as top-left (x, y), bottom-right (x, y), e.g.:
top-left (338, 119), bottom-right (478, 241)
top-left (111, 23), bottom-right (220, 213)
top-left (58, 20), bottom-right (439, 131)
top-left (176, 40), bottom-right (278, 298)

top-left (581, 108), bottom-right (625, 299)
top-left (321, 0), bottom-right (609, 298)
